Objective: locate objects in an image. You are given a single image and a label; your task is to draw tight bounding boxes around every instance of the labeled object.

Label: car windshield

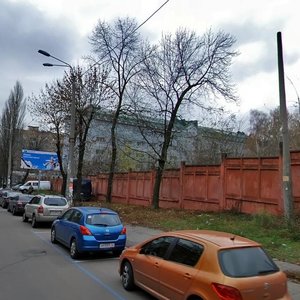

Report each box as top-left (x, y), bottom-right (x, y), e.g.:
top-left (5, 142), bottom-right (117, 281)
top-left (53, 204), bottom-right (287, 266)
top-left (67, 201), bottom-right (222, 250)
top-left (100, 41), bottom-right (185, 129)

top-left (86, 213), bottom-right (121, 226)
top-left (219, 246), bottom-right (279, 278)
top-left (19, 195), bottom-right (34, 202)
top-left (44, 197), bottom-right (67, 206)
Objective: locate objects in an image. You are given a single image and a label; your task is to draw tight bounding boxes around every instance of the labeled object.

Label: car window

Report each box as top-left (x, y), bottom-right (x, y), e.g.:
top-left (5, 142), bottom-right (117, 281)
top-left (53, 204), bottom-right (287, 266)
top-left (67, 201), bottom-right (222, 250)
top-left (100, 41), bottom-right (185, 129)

top-left (33, 182), bottom-right (38, 187)
top-left (20, 195), bottom-right (34, 202)
top-left (141, 236), bottom-right (176, 258)
top-left (61, 209), bottom-right (74, 220)
top-left (30, 197), bottom-right (41, 205)
top-left (219, 246), bottom-right (279, 278)
top-left (168, 238), bottom-right (203, 267)
top-left (44, 197), bottom-right (67, 206)
top-left (86, 213), bottom-right (121, 226)
top-left (70, 210), bottom-right (82, 224)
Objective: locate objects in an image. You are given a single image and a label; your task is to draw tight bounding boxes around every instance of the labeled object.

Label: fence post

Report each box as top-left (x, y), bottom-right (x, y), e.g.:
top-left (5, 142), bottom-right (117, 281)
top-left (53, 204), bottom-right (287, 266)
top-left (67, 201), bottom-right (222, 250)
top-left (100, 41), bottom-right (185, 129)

top-left (179, 161), bottom-right (185, 209)
top-left (126, 170), bottom-right (131, 205)
top-left (220, 153), bottom-right (227, 211)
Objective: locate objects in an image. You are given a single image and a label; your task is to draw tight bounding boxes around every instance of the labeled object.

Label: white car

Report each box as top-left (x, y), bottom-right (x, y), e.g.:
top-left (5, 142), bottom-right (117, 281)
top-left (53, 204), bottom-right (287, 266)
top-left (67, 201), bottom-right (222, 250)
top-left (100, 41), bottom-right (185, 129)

top-left (19, 180), bottom-right (51, 193)
top-left (23, 195), bottom-right (69, 228)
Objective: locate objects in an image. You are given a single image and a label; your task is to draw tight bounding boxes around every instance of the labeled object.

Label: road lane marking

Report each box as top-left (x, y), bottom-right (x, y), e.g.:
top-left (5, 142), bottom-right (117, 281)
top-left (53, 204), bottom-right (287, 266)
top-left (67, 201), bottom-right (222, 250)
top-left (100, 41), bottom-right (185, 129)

top-left (32, 230), bottom-right (128, 300)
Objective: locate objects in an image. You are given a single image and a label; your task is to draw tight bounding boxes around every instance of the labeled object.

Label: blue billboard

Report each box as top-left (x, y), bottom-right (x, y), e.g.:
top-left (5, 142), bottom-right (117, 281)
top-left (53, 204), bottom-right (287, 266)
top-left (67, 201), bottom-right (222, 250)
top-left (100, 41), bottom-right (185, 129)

top-left (21, 149), bottom-right (60, 171)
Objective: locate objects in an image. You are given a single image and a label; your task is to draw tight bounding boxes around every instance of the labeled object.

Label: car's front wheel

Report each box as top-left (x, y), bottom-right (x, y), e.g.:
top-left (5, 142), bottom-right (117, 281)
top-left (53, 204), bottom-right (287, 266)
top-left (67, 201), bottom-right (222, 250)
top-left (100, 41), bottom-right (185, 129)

top-left (31, 215), bottom-right (38, 228)
top-left (22, 213), bottom-right (28, 222)
top-left (51, 227), bottom-right (57, 244)
top-left (121, 261), bottom-right (135, 291)
top-left (70, 239), bottom-right (80, 259)
top-left (12, 207), bottom-right (17, 216)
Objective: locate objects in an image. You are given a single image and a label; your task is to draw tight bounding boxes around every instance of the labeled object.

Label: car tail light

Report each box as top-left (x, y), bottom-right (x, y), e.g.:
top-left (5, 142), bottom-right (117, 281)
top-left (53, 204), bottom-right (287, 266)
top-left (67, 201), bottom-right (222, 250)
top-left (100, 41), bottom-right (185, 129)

top-left (120, 227), bottom-right (126, 235)
top-left (17, 201), bottom-right (22, 207)
top-left (37, 205), bottom-right (44, 214)
top-left (211, 283), bottom-right (242, 300)
top-left (80, 225), bottom-right (92, 236)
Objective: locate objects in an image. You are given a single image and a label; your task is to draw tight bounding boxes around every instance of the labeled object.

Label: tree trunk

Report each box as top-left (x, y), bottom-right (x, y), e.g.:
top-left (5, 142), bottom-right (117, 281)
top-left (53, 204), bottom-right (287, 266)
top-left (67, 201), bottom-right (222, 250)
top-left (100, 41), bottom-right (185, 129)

top-left (152, 159), bottom-right (166, 209)
top-left (61, 173), bottom-right (67, 196)
top-left (107, 120), bottom-right (117, 203)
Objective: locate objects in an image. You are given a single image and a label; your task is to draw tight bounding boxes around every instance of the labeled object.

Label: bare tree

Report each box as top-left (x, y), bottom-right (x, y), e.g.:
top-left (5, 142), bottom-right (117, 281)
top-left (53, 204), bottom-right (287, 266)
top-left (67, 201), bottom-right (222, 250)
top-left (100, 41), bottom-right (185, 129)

top-left (60, 66), bottom-right (112, 202)
top-left (245, 108), bottom-right (282, 157)
top-left (245, 107), bottom-right (300, 157)
top-left (29, 80), bottom-right (68, 195)
top-left (89, 17), bottom-right (147, 202)
top-left (30, 66), bottom-right (111, 200)
top-left (0, 81), bottom-right (26, 186)
top-left (138, 29), bottom-right (238, 208)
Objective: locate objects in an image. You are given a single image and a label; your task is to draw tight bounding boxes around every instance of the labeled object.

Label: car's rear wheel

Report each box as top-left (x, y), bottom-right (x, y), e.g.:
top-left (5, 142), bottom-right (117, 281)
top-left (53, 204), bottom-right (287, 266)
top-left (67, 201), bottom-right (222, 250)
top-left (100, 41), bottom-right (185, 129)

top-left (121, 261), bottom-right (135, 290)
top-left (51, 227), bottom-right (57, 244)
top-left (70, 239), bottom-right (80, 259)
top-left (22, 213), bottom-right (28, 222)
top-left (31, 215), bottom-right (38, 228)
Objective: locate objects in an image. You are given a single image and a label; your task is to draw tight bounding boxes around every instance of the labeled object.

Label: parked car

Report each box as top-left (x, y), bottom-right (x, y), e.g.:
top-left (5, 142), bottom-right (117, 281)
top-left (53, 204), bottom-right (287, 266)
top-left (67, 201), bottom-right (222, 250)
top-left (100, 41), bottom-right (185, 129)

top-left (0, 188), bottom-right (11, 207)
top-left (119, 230), bottom-right (291, 300)
top-left (8, 194), bottom-right (34, 215)
top-left (19, 180), bottom-right (51, 193)
top-left (23, 194), bottom-right (69, 227)
top-left (51, 207), bottom-right (126, 259)
top-left (12, 183), bottom-right (22, 191)
top-left (1, 191), bottom-right (21, 209)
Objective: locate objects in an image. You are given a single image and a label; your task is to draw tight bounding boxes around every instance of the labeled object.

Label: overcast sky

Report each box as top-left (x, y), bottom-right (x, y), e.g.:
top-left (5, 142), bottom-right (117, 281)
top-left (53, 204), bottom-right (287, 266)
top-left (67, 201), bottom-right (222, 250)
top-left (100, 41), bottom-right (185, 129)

top-left (1, 0), bottom-right (299, 126)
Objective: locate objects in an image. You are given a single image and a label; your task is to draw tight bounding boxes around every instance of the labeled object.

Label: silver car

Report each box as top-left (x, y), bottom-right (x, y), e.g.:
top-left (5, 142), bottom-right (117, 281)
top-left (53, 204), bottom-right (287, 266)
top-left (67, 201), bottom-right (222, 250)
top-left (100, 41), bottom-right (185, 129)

top-left (23, 195), bottom-right (69, 228)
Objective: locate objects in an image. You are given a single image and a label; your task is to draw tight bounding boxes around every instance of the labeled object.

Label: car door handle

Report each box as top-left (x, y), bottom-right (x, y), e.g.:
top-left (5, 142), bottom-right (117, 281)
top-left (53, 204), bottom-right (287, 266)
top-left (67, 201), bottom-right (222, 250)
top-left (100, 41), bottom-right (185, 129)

top-left (154, 262), bottom-right (160, 268)
top-left (184, 273), bottom-right (192, 279)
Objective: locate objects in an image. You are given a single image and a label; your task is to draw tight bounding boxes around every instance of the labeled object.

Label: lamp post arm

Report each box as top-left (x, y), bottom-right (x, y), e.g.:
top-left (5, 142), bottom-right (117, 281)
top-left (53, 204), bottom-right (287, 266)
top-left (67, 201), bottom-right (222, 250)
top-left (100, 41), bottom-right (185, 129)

top-left (38, 49), bottom-right (72, 69)
top-left (38, 48), bottom-right (76, 202)
top-left (48, 54), bottom-right (72, 69)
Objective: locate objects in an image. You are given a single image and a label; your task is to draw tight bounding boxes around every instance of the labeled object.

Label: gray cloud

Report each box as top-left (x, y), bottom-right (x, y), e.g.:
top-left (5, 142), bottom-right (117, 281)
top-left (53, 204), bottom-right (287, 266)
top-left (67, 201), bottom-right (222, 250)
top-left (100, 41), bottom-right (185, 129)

top-left (217, 19), bottom-right (300, 80)
top-left (0, 0), bottom-right (86, 112)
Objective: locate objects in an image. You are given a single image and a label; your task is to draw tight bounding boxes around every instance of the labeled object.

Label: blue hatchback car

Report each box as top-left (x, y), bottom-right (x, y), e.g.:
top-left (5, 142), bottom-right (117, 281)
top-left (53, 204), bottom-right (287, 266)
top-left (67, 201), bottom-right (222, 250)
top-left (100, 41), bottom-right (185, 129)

top-left (51, 207), bottom-right (126, 259)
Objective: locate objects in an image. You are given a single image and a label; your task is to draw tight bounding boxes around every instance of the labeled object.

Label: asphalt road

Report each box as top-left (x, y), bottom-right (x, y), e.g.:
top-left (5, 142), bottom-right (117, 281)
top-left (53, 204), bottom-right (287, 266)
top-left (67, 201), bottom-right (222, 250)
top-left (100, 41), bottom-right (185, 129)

top-left (2, 206), bottom-right (298, 300)
top-left (0, 207), bottom-right (155, 300)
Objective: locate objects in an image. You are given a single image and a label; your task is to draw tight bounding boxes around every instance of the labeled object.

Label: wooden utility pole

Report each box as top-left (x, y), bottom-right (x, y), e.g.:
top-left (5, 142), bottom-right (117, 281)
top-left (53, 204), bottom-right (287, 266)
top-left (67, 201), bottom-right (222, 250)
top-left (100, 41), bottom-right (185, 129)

top-left (277, 31), bottom-right (294, 221)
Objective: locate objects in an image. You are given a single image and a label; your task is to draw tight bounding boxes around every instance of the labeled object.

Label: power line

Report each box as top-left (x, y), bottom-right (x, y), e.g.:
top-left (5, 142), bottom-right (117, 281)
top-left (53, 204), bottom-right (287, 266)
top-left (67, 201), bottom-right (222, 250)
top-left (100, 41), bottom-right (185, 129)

top-left (133, 0), bottom-right (170, 34)
top-left (83, 0), bottom-right (170, 75)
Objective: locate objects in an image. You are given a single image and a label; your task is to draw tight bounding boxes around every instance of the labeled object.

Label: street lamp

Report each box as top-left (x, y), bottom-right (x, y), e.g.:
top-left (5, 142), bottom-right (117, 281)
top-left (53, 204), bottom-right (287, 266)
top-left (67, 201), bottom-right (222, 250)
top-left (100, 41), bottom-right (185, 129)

top-left (38, 49), bottom-right (76, 201)
top-left (7, 124), bottom-right (13, 188)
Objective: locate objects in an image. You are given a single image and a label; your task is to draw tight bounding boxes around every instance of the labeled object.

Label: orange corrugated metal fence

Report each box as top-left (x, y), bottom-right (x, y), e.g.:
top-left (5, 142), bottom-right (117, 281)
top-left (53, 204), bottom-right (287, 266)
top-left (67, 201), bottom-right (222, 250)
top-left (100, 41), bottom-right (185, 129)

top-left (52, 152), bottom-right (300, 216)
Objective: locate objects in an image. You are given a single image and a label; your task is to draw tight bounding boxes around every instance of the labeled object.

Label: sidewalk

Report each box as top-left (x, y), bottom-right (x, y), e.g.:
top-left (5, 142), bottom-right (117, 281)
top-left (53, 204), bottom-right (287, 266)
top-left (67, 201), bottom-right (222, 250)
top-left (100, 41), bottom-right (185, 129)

top-left (275, 260), bottom-right (300, 299)
top-left (126, 225), bottom-right (300, 300)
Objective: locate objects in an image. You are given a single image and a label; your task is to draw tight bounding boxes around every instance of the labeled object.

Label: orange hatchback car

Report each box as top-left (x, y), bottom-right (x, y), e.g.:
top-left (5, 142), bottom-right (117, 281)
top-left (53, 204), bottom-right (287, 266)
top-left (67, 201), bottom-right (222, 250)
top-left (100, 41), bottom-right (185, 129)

top-left (119, 230), bottom-right (291, 300)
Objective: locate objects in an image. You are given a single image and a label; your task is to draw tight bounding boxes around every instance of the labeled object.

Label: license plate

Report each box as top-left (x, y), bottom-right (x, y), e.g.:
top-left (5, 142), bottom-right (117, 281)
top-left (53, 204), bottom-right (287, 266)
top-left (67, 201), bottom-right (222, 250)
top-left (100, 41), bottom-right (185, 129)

top-left (50, 210), bottom-right (61, 215)
top-left (99, 243), bottom-right (115, 249)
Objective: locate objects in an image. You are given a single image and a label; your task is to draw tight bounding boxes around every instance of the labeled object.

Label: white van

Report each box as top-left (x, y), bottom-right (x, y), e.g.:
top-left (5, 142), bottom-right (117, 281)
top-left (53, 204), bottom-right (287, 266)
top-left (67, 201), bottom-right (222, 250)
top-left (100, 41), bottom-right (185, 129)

top-left (19, 181), bottom-right (51, 193)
